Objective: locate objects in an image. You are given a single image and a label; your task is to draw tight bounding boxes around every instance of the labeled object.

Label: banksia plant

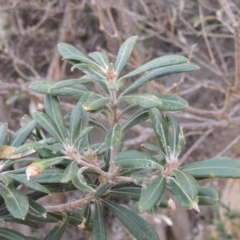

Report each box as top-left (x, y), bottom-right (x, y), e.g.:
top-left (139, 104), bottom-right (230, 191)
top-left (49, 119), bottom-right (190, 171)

top-left (0, 36), bottom-right (238, 239)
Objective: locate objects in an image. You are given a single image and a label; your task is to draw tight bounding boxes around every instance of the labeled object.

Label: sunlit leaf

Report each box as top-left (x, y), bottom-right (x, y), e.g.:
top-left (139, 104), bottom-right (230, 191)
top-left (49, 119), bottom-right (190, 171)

top-left (61, 161), bottom-right (79, 183)
top-left (120, 55), bottom-right (189, 80)
top-left (120, 94), bottom-right (162, 108)
top-left (149, 108), bottom-right (168, 154)
top-left (121, 63), bottom-right (200, 96)
top-left (157, 94), bottom-right (188, 111)
top-left (89, 52), bottom-right (109, 68)
top-left (115, 36), bottom-right (138, 74)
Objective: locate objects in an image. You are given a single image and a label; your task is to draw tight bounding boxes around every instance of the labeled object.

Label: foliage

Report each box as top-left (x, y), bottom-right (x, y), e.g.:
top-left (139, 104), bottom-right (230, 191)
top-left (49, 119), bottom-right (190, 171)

top-left (0, 36), bottom-right (239, 239)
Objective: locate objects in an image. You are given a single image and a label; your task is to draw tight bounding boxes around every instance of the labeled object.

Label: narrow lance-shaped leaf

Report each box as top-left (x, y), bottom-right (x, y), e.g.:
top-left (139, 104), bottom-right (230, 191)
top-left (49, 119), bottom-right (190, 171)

top-left (141, 142), bottom-right (165, 156)
top-left (122, 109), bottom-right (149, 132)
top-left (115, 150), bottom-right (162, 169)
top-left (44, 95), bottom-right (68, 141)
top-left (115, 36), bottom-right (138, 74)
top-left (180, 157), bottom-right (240, 179)
top-left (29, 80), bottom-right (55, 94)
top-left (8, 174), bottom-right (50, 194)
top-left (110, 187), bottom-right (141, 201)
top-left (1, 216), bottom-right (39, 229)
top-left (94, 182), bottom-right (111, 197)
top-left (49, 84), bottom-right (90, 99)
top-left (119, 55), bottom-right (189, 81)
top-left (0, 183), bottom-right (29, 219)
top-left (33, 112), bottom-right (63, 143)
top-left (43, 214), bottom-right (68, 240)
top-left (139, 175), bottom-right (166, 211)
top-left (149, 108), bottom-right (168, 154)
top-left (93, 202), bottom-right (107, 240)
top-left (166, 113), bottom-right (180, 156)
top-left (58, 43), bottom-right (102, 69)
top-left (28, 197), bottom-right (47, 218)
top-left (9, 120), bottom-right (37, 147)
top-left (61, 161), bottom-right (79, 183)
top-left (89, 51), bottom-right (109, 68)
top-left (170, 178), bottom-right (199, 212)
top-left (157, 94), bottom-right (188, 111)
top-left (30, 169), bottom-right (64, 184)
top-left (105, 124), bottom-right (122, 149)
top-left (173, 169), bottom-right (199, 198)
top-left (69, 101), bottom-right (83, 144)
top-left (120, 94), bottom-right (162, 108)
top-left (197, 186), bottom-right (219, 206)
top-left (120, 63), bottom-right (200, 96)
top-left (0, 122), bottom-right (8, 151)
top-left (0, 227), bottom-right (38, 240)
top-left (89, 118), bottom-right (107, 133)
top-left (72, 168), bottom-right (95, 192)
top-left (102, 199), bottom-right (159, 240)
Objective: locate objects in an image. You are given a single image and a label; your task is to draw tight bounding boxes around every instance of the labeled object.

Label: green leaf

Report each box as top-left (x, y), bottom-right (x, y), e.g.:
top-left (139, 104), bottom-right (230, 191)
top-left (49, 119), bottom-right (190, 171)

top-left (61, 161), bottom-right (79, 183)
top-left (170, 178), bottom-right (199, 211)
top-left (0, 183), bottom-right (29, 219)
top-left (166, 113), bottom-right (179, 156)
top-left (180, 157), bottom-right (240, 179)
top-left (71, 63), bottom-right (105, 79)
top-left (31, 168), bottom-right (64, 183)
top-left (115, 150), bottom-right (162, 169)
top-left (89, 118), bottom-right (107, 133)
top-left (33, 112), bottom-right (64, 143)
top-left (149, 108), bottom-right (168, 154)
top-left (198, 186), bottom-right (218, 205)
top-left (105, 124), bottom-right (122, 149)
top-left (0, 122), bottom-right (8, 151)
top-left (73, 126), bottom-right (93, 149)
top-left (58, 43), bottom-right (101, 69)
top-left (9, 174), bottom-right (50, 194)
top-left (28, 197), bottom-right (47, 218)
top-left (0, 227), bottom-right (37, 240)
top-left (120, 94), bottom-right (162, 108)
top-left (93, 202), bottom-right (107, 240)
top-left (110, 187), bottom-right (141, 201)
top-left (157, 94), bottom-right (188, 111)
top-left (121, 62), bottom-right (200, 96)
top-left (43, 214), bottom-right (68, 240)
top-left (9, 120), bottom-right (37, 147)
top-left (82, 203), bottom-right (91, 227)
top-left (138, 175), bottom-right (166, 211)
top-left (141, 143), bottom-right (165, 156)
top-left (0, 174), bottom-right (13, 186)
top-left (122, 109), bottom-right (149, 132)
top-left (29, 80), bottom-right (55, 94)
top-left (72, 169), bottom-right (95, 192)
top-left (173, 169), bottom-right (199, 198)
top-left (102, 200), bottom-right (159, 240)
top-left (115, 36), bottom-right (138, 74)
top-left (107, 81), bottom-right (123, 91)
top-left (69, 101), bottom-right (83, 144)
top-left (10, 141), bottom-right (61, 156)
top-left (89, 52), bottom-right (109, 68)
top-left (49, 78), bottom-right (106, 92)
top-left (80, 92), bottom-right (110, 112)
top-left (44, 95), bottom-right (67, 140)
top-left (94, 182), bottom-right (111, 197)
top-left (1, 216), bottom-right (39, 229)
top-left (49, 84), bottom-right (90, 99)
top-left (120, 55), bottom-right (189, 80)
